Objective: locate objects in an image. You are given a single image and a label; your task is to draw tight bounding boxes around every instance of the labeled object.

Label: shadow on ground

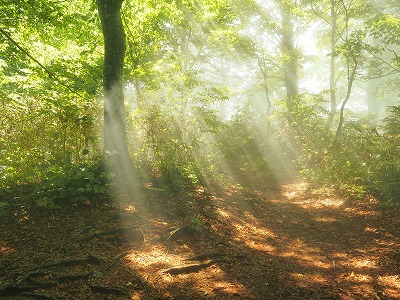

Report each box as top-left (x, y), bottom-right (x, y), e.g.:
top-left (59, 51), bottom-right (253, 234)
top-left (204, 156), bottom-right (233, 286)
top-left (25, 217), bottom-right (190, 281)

top-left (1, 179), bottom-right (399, 299)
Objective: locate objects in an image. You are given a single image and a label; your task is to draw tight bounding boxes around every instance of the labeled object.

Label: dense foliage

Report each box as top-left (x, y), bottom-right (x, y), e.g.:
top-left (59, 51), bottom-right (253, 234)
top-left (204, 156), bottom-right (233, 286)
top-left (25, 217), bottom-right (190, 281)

top-left (0, 0), bottom-right (399, 208)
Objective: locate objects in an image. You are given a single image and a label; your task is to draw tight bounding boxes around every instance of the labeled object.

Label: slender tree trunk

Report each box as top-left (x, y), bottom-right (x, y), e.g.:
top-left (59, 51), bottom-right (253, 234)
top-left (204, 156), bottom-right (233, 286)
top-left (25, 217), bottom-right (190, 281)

top-left (257, 55), bottom-right (272, 116)
top-left (333, 58), bottom-right (357, 144)
top-left (327, 0), bottom-right (338, 127)
top-left (280, 2), bottom-right (299, 110)
top-left (97, 0), bottom-right (134, 191)
top-left (261, 67), bottom-right (272, 116)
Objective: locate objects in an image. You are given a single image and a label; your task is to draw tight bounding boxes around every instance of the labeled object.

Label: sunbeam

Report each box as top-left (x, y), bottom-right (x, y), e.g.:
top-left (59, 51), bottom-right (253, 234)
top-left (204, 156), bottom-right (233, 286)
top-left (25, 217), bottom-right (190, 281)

top-left (1, 0), bottom-right (399, 299)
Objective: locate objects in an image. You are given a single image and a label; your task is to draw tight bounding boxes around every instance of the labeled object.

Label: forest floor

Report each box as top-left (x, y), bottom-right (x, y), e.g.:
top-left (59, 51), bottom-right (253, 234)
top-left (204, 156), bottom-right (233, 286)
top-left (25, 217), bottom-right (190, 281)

top-left (1, 179), bottom-right (400, 300)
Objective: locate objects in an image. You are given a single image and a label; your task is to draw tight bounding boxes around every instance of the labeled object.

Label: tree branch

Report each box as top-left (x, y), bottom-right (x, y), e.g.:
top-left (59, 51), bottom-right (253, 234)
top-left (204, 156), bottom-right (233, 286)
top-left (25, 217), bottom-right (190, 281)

top-left (0, 26), bottom-right (86, 99)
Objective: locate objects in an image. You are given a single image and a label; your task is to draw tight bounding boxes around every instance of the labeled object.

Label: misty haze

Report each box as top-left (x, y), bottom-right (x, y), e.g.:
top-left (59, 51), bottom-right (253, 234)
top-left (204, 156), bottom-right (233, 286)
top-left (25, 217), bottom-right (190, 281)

top-left (1, 0), bottom-right (399, 299)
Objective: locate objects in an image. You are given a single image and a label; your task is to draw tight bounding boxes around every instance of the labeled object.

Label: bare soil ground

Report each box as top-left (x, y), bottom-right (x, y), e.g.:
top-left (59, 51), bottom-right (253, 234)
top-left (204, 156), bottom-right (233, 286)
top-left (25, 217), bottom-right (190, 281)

top-left (1, 181), bottom-right (400, 299)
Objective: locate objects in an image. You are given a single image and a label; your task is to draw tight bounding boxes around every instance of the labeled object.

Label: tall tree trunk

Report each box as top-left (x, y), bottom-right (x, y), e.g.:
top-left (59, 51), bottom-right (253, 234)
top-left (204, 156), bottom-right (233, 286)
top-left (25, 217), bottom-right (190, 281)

top-left (260, 62), bottom-right (272, 116)
top-left (280, 2), bottom-right (299, 110)
top-left (279, 0), bottom-right (302, 146)
top-left (97, 0), bottom-right (133, 191)
top-left (327, 0), bottom-right (338, 127)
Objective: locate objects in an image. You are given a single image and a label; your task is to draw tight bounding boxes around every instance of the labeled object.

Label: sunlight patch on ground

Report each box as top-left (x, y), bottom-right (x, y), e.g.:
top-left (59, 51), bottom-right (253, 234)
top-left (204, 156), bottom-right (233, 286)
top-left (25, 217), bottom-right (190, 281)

top-left (349, 257), bottom-right (378, 269)
top-left (312, 216), bottom-right (337, 222)
top-left (243, 211), bottom-right (258, 221)
top-left (337, 256), bottom-right (379, 270)
top-left (374, 239), bottom-right (398, 247)
top-left (338, 272), bottom-right (373, 283)
top-left (237, 221), bottom-right (276, 238)
top-left (364, 227), bottom-right (379, 233)
top-left (280, 240), bottom-right (332, 269)
top-left (193, 276), bottom-right (248, 298)
top-left (336, 272), bottom-right (376, 299)
top-left (331, 252), bottom-right (380, 272)
top-left (282, 181), bottom-right (309, 200)
top-left (291, 197), bottom-right (344, 209)
top-left (280, 250), bottom-right (332, 269)
top-left (244, 240), bottom-right (277, 253)
top-left (208, 281), bottom-right (246, 296)
top-left (377, 275), bottom-right (400, 298)
top-left (0, 245), bottom-right (15, 254)
top-left (122, 204), bottom-right (136, 213)
top-left (216, 207), bottom-right (231, 219)
top-left (125, 246), bottom-right (249, 298)
top-left (126, 247), bottom-right (180, 271)
top-left (227, 216), bottom-right (278, 253)
top-left (291, 272), bottom-right (329, 287)
top-left (332, 252), bottom-right (349, 259)
top-left (282, 181), bottom-right (345, 209)
top-left (171, 267), bottom-right (249, 298)
top-left (344, 207), bottom-right (379, 217)
top-left (232, 221), bottom-right (277, 247)
top-left (224, 186), bottom-right (237, 196)
top-left (217, 204), bottom-right (277, 241)
top-left (209, 195), bottom-right (225, 202)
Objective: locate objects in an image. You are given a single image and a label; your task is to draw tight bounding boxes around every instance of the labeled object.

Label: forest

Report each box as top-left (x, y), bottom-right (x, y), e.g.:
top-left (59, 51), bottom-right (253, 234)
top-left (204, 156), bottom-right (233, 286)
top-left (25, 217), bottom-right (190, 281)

top-left (0, 0), bottom-right (399, 299)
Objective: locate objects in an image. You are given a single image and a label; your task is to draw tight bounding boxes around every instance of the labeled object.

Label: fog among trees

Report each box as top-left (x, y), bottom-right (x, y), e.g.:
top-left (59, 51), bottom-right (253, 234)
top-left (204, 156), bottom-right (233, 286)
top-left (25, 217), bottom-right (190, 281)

top-left (0, 1), bottom-right (399, 299)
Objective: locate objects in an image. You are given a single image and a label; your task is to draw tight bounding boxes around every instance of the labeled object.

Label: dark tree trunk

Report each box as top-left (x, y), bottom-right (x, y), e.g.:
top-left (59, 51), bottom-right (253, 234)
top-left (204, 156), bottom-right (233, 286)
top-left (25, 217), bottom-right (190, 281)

top-left (97, 0), bottom-right (134, 192)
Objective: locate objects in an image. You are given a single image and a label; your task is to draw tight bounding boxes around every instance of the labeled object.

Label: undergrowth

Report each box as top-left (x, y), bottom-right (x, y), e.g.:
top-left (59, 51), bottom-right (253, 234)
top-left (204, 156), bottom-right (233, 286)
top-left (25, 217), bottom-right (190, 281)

top-left (291, 101), bottom-right (400, 207)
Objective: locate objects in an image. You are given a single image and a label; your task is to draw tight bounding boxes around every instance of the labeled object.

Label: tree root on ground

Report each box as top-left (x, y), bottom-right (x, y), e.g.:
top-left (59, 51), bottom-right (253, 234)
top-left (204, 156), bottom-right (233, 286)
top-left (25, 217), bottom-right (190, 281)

top-left (164, 252), bottom-right (247, 275)
top-left (0, 254), bottom-right (135, 298)
top-left (160, 225), bottom-right (193, 242)
top-left (164, 259), bottom-right (221, 275)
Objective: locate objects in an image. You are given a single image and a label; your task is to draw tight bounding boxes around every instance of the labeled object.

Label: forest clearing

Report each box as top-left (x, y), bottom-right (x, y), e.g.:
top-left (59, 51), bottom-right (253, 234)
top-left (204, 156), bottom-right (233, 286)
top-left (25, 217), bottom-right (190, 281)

top-left (1, 0), bottom-right (399, 299)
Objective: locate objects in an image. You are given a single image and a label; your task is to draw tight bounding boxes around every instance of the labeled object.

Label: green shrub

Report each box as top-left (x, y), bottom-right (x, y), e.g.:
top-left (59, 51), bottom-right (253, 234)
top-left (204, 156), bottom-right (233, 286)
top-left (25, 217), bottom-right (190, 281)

top-left (291, 99), bottom-right (399, 206)
top-left (35, 162), bottom-right (114, 208)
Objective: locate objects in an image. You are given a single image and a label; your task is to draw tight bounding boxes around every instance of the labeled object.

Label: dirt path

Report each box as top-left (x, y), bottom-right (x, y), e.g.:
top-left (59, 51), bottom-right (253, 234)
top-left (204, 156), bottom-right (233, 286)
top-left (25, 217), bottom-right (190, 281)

top-left (1, 181), bottom-right (399, 299)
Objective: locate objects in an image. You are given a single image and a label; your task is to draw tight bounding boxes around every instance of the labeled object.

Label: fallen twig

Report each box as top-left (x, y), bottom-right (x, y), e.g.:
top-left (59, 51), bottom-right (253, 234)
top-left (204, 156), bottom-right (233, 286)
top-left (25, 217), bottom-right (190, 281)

top-left (164, 259), bottom-right (223, 275)
top-left (160, 225), bottom-right (193, 243)
top-left (184, 252), bottom-right (226, 262)
top-left (185, 252), bottom-right (247, 262)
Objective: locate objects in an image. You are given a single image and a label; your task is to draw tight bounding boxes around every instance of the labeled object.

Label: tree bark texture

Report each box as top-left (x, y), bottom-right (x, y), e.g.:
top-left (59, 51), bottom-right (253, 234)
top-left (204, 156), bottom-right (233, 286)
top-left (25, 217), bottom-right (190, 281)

top-left (97, 0), bottom-right (126, 152)
top-left (97, 0), bottom-right (134, 190)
